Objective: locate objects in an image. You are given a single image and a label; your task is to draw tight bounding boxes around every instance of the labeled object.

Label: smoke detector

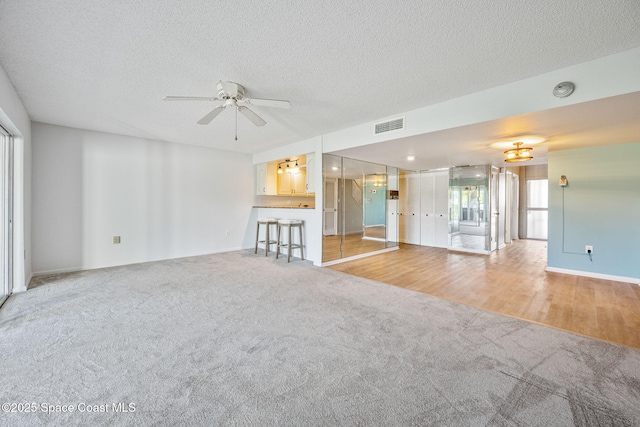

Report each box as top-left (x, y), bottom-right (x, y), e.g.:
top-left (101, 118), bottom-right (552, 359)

top-left (553, 82), bottom-right (575, 98)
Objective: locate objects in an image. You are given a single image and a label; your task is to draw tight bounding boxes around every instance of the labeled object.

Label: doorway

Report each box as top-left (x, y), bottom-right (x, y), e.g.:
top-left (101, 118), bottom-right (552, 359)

top-left (449, 165), bottom-right (492, 253)
top-left (526, 179), bottom-right (548, 240)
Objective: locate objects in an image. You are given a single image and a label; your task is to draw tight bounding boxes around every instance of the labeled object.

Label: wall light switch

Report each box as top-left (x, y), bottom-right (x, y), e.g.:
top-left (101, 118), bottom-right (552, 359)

top-left (113, 236), bottom-right (121, 244)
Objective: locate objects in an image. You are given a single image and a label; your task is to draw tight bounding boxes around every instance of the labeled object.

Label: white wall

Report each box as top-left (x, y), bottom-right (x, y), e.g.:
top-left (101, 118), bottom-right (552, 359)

top-left (32, 122), bottom-right (255, 274)
top-left (0, 63), bottom-right (31, 292)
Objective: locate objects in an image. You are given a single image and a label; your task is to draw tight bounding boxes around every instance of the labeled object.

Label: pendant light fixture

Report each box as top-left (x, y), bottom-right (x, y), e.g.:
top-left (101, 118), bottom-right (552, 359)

top-left (504, 142), bottom-right (533, 162)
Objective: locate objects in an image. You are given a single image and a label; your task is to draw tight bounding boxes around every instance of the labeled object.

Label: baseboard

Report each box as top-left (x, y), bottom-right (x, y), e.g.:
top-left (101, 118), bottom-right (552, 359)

top-left (18, 273), bottom-right (33, 292)
top-left (321, 246), bottom-right (399, 267)
top-left (32, 247), bottom-right (247, 277)
top-left (447, 247), bottom-right (490, 255)
top-left (545, 267), bottom-right (640, 285)
top-left (32, 266), bottom-right (83, 277)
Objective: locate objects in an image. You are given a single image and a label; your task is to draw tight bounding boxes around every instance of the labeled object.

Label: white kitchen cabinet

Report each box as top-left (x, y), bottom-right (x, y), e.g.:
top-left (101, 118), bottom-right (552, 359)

top-left (420, 170), bottom-right (449, 248)
top-left (278, 169), bottom-right (307, 195)
top-left (305, 152), bottom-right (316, 193)
top-left (256, 162), bottom-right (277, 195)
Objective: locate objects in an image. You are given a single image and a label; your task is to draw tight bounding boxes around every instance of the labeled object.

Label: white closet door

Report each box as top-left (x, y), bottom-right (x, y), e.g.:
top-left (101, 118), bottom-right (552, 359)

top-left (420, 172), bottom-right (435, 246)
top-left (434, 171), bottom-right (449, 248)
top-left (399, 173), bottom-right (420, 244)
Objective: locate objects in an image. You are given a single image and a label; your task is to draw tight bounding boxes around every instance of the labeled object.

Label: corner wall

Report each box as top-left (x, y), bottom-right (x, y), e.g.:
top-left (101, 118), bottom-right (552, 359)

top-left (32, 122), bottom-right (255, 274)
top-left (547, 142), bottom-right (640, 281)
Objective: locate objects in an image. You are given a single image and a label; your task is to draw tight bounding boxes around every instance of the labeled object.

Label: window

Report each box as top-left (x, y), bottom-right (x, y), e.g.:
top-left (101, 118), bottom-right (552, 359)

top-left (526, 179), bottom-right (548, 240)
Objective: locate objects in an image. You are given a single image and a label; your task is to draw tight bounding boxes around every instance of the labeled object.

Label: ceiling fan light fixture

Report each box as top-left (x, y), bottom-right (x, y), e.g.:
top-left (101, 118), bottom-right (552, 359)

top-left (504, 142), bottom-right (533, 162)
top-left (163, 80), bottom-right (291, 139)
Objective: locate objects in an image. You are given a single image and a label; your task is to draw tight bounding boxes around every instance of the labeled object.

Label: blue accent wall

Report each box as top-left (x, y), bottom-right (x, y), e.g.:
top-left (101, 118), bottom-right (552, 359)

top-left (547, 142), bottom-right (640, 279)
top-left (364, 181), bottom-right (386, 226)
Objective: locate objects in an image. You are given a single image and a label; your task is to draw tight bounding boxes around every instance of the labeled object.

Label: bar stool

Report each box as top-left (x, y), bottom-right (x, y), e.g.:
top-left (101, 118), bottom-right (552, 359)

top-left (276, 219), bottom-right (304, 262)
top-left (255, 218), bottom-right (279, 256)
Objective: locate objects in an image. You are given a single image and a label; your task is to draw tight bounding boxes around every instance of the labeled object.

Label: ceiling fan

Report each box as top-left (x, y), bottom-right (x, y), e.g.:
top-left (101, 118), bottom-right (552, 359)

top-left (163, 81), bottom-right (290, 139)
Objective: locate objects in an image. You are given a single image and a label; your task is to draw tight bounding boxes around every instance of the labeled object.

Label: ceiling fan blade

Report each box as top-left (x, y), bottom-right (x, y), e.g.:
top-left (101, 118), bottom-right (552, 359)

top-left (243, 98), bottom-right (291, 109)
top-left (238, 106), bottom-right (266, 126)
top-left (218, 81), bottom-right (238, 97)
top-left (163, 96), bottom-right (218, 102)
top-left (197, 106), bottom-right (226, 125)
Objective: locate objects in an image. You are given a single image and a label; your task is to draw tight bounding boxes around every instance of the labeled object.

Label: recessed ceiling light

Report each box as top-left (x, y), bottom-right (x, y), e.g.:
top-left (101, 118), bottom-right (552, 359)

top-left (407, 155), bottom-right (415, 161)
top-left (332, 166), bottom-right (339, 171)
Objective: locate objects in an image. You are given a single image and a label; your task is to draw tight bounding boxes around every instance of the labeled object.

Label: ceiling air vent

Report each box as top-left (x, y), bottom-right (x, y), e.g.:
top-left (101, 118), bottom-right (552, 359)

top-left (374, 117), bottom-right (404, 135)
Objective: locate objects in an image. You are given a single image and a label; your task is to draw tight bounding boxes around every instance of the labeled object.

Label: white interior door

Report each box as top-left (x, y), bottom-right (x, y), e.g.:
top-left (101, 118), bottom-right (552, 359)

top-left (498, 171), bottom-right (506, 248)
top-left (510, 173), bottom-right (519, 240)
top-left (490, 168), bottom-right (499, 252)
top-left (323, 178), bottom-right (338, 235)
top-left (386, 199), bottom-right (398, 243)
top-left (420, 172), bottom-right (435, 246)
top-left (434, 171), bottom-right (449, 248)
top-left (399, 173), bottom-right (420, 244)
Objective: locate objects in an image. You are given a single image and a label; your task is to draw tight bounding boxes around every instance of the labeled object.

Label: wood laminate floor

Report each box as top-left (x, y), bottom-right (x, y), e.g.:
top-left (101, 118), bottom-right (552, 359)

top-left (328, 239), bottom-right (640, 349)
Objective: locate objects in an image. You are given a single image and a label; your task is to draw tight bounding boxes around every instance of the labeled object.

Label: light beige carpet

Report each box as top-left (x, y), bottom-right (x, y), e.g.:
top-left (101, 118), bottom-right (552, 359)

top-left (1, 250), bottom-right (639, 426)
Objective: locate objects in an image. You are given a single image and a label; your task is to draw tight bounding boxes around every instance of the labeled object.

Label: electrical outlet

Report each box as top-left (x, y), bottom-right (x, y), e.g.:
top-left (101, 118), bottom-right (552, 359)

top-left (113, 236), bottom-right (121, 244)
top-left (585, 245), bottom-right (593, 254)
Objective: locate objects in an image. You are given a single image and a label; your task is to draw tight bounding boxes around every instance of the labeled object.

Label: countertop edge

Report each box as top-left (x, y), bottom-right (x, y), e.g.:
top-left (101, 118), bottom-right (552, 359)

top-left (253, 206), bottom-right (315, 209)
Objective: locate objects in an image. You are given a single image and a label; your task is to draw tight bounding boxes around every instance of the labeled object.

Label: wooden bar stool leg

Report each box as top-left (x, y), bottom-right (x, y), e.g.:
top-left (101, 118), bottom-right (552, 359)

top-left (276, 224), bottom-right (281, 259)
top-left (298, 224), bottom-right (304, 260)
top-left (287, 224), bottom-right (292, 263)
top-left (254, 222), bottom-right (260, 254)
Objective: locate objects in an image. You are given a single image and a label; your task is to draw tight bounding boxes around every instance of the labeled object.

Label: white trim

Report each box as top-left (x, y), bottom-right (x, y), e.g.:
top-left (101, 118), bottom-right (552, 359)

top-left (321, 245), bottom-right (399, 267)
top-left (447, 247), bottom-right (491, 255)
top-left (545, 267), bottom-right (640, 285)
top-left (31, 266), bottom-right (85, 277)
top-left (32, 247), bottom-right (247, 277)
top-left (20, 272), bottom-right (32, 292)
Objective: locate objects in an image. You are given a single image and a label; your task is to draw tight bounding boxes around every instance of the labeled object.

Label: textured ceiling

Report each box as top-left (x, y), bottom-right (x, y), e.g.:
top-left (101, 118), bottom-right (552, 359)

top-left (1, 0), bottom-right (640, 155)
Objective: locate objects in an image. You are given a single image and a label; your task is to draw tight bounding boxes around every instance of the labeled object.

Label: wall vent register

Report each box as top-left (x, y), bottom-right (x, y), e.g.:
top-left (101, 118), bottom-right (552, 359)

top-left (374, 117), bottom-right (404, 135)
